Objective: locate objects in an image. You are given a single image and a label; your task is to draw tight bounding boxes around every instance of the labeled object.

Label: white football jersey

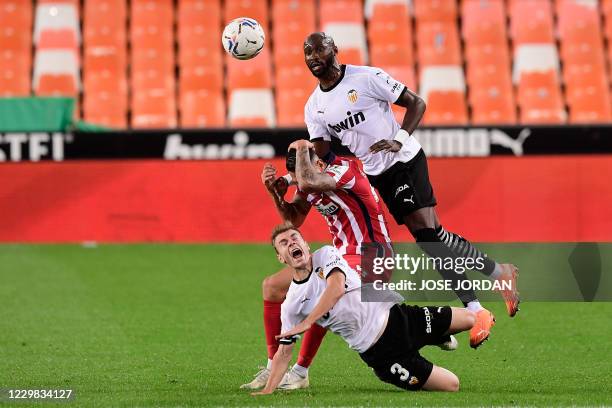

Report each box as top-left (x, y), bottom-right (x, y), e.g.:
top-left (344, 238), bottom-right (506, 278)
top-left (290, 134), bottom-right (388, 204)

top-left (304, 64), bottom-right (422, 176)
top-left (280, 245), bottom-right (396, 353)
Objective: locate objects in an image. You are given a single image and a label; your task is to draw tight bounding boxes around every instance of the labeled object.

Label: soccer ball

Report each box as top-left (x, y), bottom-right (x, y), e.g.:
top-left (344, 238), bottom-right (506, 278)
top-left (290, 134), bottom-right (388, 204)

top-left (222, 17), bottom-right (265, 60)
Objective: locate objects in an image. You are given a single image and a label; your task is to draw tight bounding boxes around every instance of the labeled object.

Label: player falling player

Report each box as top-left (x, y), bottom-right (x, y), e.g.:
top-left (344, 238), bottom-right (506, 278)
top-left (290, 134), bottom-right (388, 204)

top-left (241, 139), bottom-right (395, 390)
top-left (302, 32), bottom-right (519, 348)
top-left (252, 223), bottom-right (476, 395)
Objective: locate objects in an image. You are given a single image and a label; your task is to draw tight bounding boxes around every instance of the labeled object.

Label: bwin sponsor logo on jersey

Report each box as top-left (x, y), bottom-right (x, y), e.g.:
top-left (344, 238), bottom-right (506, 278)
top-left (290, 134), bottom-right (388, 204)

top-left (328, 111), bottom-right (365, 133)
top-left (315, 202), bottom-right (340, 216)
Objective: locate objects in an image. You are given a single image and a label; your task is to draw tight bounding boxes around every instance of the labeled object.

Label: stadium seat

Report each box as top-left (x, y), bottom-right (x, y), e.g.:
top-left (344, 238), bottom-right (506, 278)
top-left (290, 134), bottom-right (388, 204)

top-left (319, 0), bottom-right (364, 25)
top-left (517, 71), bottom-right (566, 124)
top-left (423, 91), bottom-right (468, 125)
top-left (228, 89), bottom-right (276, 127)
top-left (470, 86), bottom-right (517, 125)
top-left (224, 0), bottom-right (269, 29)
top-left (462, 0), bottom-right (506, 47)
top-left (413, 0), bottom-right (457, 22)
top-left (509, 0), bottom-right (554, 44)
top-left (0, 68), bottom-right (30, 96)
top-left (465, 44), bottom-right (511, 69)
top-left (36, 74), bottom-right (78, 96)
top-left (132, 89), bottom-right (177, 129)
top-left (364, 0), bottom-right (410, 20)
top-left (322, 23), bottom-right (368, 65)
top-left (272, 0), bottom-right (316, 38)
top-left (276, 87), bottom-right (311, 127)
top-left (368, 8), bottom-right (413, 66)
top-left (33, 3), bottom-right (80, 44)
top-left (513, 44), bottom-right (560, 84)
top-left (32, 50), bottom-right (79, 93)
top-left (0, 1), bottom-right (32, 96)
top-left (180, 64), bottom-right (224, 94)
top-left (567, 89), bottom-right (612, 124)
top-left (226, 49), bottom-right (273, 91)
top-left (180, 90), bottom-right (226, 127)
top-left (416, 22), bottom-right (462, 66)
top-left (419, 66), bottom-right (465, 102)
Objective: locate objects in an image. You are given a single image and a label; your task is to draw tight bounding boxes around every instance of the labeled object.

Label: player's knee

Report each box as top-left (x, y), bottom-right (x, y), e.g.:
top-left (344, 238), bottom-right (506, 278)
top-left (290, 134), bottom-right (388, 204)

top-left (445, 375), bottom-right (460, 392)
top-left (262, 276), bottom-right (284, 302)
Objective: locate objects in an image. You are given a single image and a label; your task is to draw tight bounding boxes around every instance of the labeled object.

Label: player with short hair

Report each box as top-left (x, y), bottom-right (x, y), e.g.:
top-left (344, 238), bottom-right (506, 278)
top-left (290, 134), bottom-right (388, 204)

top-left (302, 32), bottom-right (519, 348)
top-left (251, 224), bottom-right (475, 396)
top-left (241, 139), bottom-right (393, 390)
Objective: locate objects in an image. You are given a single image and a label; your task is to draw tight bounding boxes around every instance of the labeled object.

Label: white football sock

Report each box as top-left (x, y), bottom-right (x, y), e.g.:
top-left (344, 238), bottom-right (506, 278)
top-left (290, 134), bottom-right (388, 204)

top-left (489, 263), bottom-right (503, 280)
top-left (467, 300), bottom-right (484, 312)
top-left (266, 359), bottom-right (273, 370)
top-left (292, 363), bottom-right (308, 377)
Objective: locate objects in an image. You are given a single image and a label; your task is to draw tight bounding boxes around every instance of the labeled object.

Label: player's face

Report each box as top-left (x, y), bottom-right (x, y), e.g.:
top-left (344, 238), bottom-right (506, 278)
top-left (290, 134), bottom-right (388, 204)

top-left (304, 37), bottom-right (336, 78)
top-left (274, 230), bottom-right (311, 269)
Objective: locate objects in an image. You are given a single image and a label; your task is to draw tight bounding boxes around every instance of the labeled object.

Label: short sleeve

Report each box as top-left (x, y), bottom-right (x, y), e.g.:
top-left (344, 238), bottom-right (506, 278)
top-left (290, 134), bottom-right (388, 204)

top-left (367, 68), bottom-right (406, 103)
top-left (305, 97), bottom-right (331, 141)
top-left (321, 246), bottom-right (352, 279)
top-left (279, 302), bottom-right (300, 345)
top-left (325, 163), bottom-right (355, 189)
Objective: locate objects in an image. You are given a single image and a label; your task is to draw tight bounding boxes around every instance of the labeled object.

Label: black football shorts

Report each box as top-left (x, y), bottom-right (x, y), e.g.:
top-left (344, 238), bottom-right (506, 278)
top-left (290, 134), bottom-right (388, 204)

top-left (359, 304), bottom-right (452, 391)
top-left (367, 149), bottom-right (437, 225)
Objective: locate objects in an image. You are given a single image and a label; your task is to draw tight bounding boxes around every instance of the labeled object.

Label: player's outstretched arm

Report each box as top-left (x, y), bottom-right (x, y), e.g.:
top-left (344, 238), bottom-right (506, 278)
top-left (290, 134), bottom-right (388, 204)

top-left (294, 141), bottom-right (336, 193)
top-left (252, 343), bottom-right (294, 395)
top-left (261, 162), bottom-right (311, 226)
top-left (276, 269), bottom-right (346, 339)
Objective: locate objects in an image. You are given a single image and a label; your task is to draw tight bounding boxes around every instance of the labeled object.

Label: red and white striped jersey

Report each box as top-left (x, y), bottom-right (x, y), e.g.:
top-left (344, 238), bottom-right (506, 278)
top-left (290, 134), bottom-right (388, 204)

top-left (297, 156), bottom-right (392, 256)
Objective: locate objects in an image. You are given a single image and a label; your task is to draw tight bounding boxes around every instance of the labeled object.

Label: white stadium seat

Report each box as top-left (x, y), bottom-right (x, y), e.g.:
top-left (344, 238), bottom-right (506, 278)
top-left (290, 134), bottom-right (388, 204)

top-left (32, 50), bottom-right (80, 89)
top-left (364, 0), bottom-right (411, 19)
top-left (321, 23), bottom-right (369, 65)
top-left (419, 65), bottom-right (465, 101)
top-left (228, 89), bottom-right (276, 127)
top-left (512, 44), bottom-right (560, 84)
top-left (34, 3), bottom-right (81, 44)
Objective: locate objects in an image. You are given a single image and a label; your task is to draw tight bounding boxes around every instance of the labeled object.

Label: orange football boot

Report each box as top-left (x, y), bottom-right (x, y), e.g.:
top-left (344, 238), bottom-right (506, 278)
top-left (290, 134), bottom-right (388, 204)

top-left (470, 308), bottom-right (495, 349)
top-left (497, 264), bottom-right (520, 317)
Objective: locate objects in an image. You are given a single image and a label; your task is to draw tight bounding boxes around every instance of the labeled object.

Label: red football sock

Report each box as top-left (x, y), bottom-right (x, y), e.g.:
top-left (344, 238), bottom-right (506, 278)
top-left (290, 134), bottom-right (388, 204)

top-left (297, 323), bottom-right (327, 368)
top-left (263, 300), bottom-right (282, 359)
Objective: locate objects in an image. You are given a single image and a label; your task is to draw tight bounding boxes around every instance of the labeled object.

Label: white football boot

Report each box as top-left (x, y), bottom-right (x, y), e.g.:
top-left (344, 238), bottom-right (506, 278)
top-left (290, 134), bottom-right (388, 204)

top-left (437, 335), bottom-right (458, 351)
top-left (240, 367), bottom-right (270, 389)
top-left (277, 366), bottom-right (309, 390)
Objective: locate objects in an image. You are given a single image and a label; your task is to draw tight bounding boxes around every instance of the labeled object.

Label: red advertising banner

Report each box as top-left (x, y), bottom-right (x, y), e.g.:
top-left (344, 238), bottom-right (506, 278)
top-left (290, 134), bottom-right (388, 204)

top-left (0, 156), bottom-right (610, 243)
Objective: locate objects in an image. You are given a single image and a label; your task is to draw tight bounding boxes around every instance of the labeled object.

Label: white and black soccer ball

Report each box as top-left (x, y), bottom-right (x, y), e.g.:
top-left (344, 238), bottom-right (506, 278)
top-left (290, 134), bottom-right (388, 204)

top-left (222, 17), bottom-right (265, 60)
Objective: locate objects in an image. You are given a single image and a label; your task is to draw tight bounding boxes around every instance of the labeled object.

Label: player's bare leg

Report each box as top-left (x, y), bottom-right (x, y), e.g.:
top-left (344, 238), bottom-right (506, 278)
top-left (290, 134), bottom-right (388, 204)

top-left (423, 308), bottom-right (475, 392)
top-left (241, 267), bottom-right (292, 389)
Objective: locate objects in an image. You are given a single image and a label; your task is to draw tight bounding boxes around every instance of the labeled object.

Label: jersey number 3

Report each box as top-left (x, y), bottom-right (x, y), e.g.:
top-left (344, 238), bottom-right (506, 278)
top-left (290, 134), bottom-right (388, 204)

top-left (390, 363), bottom-right (410, 381)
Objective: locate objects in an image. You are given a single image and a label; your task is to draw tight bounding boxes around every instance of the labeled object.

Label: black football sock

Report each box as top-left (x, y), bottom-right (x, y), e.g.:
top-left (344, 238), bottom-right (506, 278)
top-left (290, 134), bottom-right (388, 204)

top-left (435, 225), bottom-right (502, 279)
top-left (414, 227), bottom-right (478, 306)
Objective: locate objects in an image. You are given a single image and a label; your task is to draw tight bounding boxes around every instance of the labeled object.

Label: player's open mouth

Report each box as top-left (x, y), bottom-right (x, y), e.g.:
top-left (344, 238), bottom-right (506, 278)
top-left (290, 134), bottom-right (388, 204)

top-left (290, 247), bottom-right (303, 259)
top-left (309, 62), bottom-right (324, 72)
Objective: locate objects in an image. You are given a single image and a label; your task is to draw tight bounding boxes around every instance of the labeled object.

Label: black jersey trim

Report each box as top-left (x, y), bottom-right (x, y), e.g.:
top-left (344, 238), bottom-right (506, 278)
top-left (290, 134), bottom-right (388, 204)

top-left (320, 65), bottom-right (346, 92)
top-left (293, 270), bottom-right (313, 284)
top-left (393, 86), bottom-right (408, 105)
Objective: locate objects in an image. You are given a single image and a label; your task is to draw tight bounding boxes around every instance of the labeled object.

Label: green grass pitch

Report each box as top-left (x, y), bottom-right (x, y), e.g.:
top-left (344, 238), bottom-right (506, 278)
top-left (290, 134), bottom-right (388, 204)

top-left (1, 244), bottom-right (611, 407)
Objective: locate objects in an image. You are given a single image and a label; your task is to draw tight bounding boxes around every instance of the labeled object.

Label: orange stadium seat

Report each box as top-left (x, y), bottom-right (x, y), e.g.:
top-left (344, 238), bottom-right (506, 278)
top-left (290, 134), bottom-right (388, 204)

top-left (84, 0), bottom-right (126, 27)
top-left (273, 43), bottom-right (307, 71)
top-left (462, 0), bottom-right (505, 43)
top-left (517, 71), bottom-right (566, 124)
top-left (370, 3), bottom-right (410, 22)
top-left (272, 0), bottom-right (315, 33)
top-left (416, 22), bottom-right (462, 66)
top-left (84, 91), bottom-right (128, 128)
top-left (319, 0), bottom-right (364, 25)
top-left (337, 48), bottom-right (365, 65)
top-left (0, 68), bottom-right (30, 96)
top-left (178, 0), bottom-right (220, 48)
top-left (35, 74), bottom-right (77, 96)
top-left (224, 0), bottom-right (269, 29)
top-left (226, 49), bottom-right (272, 91)
top-left (509, 0), bottom-right (554, 44)
top-left (424, 91), bottom-right (468, 125)
top-left (567, 90), bottom-right (612, 124)
top-left (465, 44), bottom-right (511, 68)
top-left (413, 0), bottom-right (457, 22)
top-left (370, 43), bottom-right (413, 67)
top-left (368, 12), bottom-right (413, 66)
top-left (180, 64), bottom-right (224, 93)
top-left (132, 90), bottom-right (177, 129)
top-left (276, 87), bottom-right (311, 127)
top-left (470, 86), bottom-right (517, 125)
top-left (180, 89), bottom-right (226, 127)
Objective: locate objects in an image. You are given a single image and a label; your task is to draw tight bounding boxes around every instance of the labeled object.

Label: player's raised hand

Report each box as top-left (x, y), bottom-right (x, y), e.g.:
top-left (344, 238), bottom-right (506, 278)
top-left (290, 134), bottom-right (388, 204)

top-left (369, 139), bottom-right (402, 153)
top-left (288, 139), bottom-right (314, 150)
top-left (276, 320), bottom-right (312, 340)
top-left (261, 163), bottom-right (277, 191)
